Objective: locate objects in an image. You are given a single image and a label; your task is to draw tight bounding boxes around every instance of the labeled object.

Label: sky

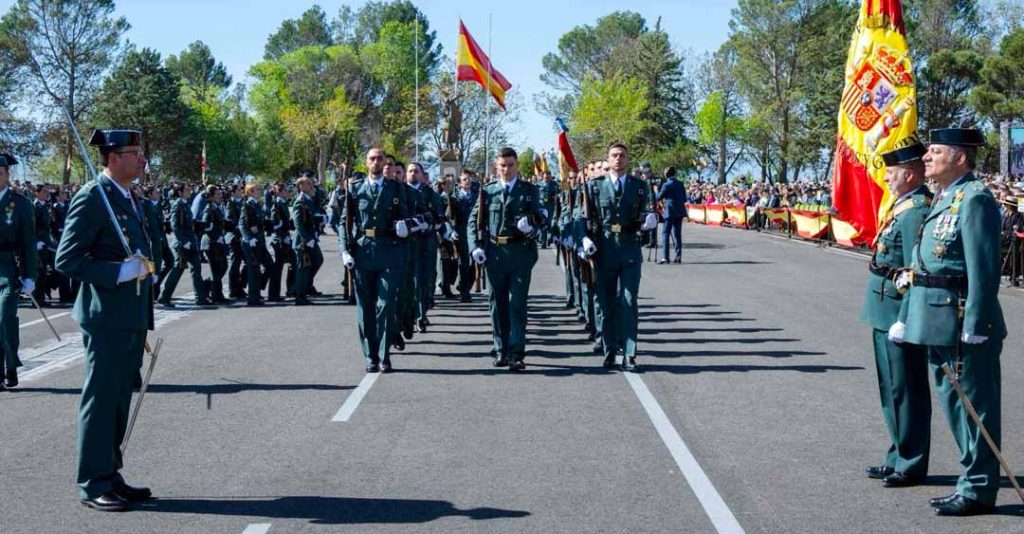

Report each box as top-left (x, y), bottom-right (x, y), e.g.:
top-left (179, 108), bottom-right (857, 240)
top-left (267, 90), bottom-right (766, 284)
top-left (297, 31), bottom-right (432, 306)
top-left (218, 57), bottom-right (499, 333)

top-left (1, 0), bottom-right (737, 160)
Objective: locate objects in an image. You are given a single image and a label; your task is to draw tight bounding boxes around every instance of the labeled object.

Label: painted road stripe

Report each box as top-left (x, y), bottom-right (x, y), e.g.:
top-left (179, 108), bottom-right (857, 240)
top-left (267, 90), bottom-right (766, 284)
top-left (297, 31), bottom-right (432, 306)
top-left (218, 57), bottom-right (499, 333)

top-left (332, 372), bottom-right (380, 422)
top-left (624, 372), bottom-right (745, 534)
top-left (241, 524), bottom-right (271, 534)
top-left (20, 311), bottom-right (71, 329)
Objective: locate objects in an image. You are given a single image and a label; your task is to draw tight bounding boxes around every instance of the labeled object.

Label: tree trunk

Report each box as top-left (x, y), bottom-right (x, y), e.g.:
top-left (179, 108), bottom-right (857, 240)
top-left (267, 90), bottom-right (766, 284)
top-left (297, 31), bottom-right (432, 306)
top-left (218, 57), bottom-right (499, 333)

top-left (317, 137), bottom-right (329, 183)
top-left (717, 102), bottom-right (727, 185)
top-left (63, 132), bottom-right (74, 185)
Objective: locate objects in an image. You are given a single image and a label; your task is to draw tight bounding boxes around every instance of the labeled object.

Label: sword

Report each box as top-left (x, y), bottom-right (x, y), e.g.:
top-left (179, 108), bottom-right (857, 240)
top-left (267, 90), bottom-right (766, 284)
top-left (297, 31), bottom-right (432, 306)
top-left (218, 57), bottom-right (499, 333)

top-left (940, 363), bottom-right (1024, 504)
top-left (121, 337), bottom-right (163, 456)
top-left (26, 293), bottom-right (61, 342)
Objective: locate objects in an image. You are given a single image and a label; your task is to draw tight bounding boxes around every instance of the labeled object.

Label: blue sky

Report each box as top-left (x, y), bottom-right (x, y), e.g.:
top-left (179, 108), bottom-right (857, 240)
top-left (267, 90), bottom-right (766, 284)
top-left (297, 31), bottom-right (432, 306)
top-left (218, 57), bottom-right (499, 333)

top-left (2, 0), bottom-right (736, 155)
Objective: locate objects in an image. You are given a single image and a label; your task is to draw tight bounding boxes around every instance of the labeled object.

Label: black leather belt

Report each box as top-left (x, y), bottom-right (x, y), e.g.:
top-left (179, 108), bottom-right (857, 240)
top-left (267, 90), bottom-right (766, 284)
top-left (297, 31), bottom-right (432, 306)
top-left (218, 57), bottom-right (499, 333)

top-left (490, 235), bottom-right (522, 245)
top-left (911, 272), bottom-right (966, 289)
top-left (605, 223), bottom-right (640, 234)
top-left (362, 228), bottom-right (395, 239)
top-left (868, 261), bottom-right (894, 278)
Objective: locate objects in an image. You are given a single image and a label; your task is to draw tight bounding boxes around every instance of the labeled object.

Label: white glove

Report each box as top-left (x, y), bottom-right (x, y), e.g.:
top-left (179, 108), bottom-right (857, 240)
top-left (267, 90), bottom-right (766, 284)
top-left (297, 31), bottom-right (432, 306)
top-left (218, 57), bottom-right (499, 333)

top-left (217, 236), bottom-right (226, 244)
top-left (578, 250), bottom-right (587, 260)
top-left (517, 216), bottom-right (533, 234)
top-left (225, 233), bottom-right (235, 244)
top-left (894, 271), bottom-right (912, 292)
top-left (418, 220), bottom-right (430, 232)
top-left (36, 241), bottom-right (44, 250)
top-left (471, 248), bottom-right (486, 264)
top-left (182, 241), bottom-right (192, 250)
top-left (249, 226), bottom-right (258, 233)
top-left (248, 238), bottom-right (257, 247)
top-left (20, 278), bottom-right (34, 294)
top-left (540, 208), bottom-right (549, 219)
top-left (582, 237), bottom-right (597, 257)
top-left (641, 212), bottom-right (658, 231)
top-left (451, 230), bottom-right (460, 241)
top-left (341, 251), bottom-right (355, 269)
top-left (395, 220), bottom-right (409, 238)
top-left (887, 321), bottom-right (906, 342)
top-left (284, 236), bottom-right (292, 245)
top-left (962, 333), bottom-right (988, 344)
top-left (117, 257), bottom-right (147, 284)
top-left (306, 239), bottom-right (315, 247)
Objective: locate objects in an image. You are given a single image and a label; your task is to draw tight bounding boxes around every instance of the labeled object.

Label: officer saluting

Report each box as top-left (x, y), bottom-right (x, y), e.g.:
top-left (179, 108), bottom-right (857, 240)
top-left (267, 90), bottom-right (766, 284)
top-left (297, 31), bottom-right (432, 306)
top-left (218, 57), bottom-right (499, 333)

top-left (468, 147), bottom-right (547, 371)
top-left (0, 153), bottom-right (38, 390)
top-left (890, 128), bottom-right (1007, 516)
top-left (860, 141), bottom-right (932, 488)
top-left (580, 143), bottom-right (657, 371)
top-left (55, 129), bottom-right (156, 511)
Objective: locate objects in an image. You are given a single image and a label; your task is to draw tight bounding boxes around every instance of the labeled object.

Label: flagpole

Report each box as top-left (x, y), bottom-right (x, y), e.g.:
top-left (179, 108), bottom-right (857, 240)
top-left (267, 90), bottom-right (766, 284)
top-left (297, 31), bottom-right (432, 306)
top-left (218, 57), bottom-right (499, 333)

top-left (201, 141), bottom-right (206, 183)
top-left (454, 17), bottom-right (460, 100)
top-left (484, 13), bottom-right (492, 179)
top-left (414, 16), bottom-right (420, 162)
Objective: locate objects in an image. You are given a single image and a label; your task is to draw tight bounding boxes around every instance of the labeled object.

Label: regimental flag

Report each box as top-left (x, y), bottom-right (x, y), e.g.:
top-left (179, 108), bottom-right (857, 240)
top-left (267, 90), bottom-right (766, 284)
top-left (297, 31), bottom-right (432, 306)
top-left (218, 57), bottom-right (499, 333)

top-left (456, 20), bottom-right (512, 110)
top-left (539, 151), bottom-right (549, 175)
top-left (533, 151), bottom-right (543, 176)
top-left (201, 141), bottom-right (208, 181)
top-left (555, 118), bottom-right (579, 191)
top-left (832, 0), bottom-right (917, 245)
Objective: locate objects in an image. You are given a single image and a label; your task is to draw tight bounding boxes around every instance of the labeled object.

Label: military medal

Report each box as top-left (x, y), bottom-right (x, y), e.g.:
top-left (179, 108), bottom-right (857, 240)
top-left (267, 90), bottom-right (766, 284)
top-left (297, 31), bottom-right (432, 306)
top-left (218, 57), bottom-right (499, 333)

top-left (934, 244), bottom-right (946, 258)
top-left (878, 243), bottom-right (887, 254)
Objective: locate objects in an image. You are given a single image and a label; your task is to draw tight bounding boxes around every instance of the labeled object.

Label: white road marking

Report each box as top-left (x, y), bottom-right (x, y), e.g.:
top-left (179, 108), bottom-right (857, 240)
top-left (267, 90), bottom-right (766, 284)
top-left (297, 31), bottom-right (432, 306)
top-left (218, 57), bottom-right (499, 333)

top-left (331, 372), bottom-right (380, 422)
top-left (241, 524), bottom-right (271, 534)
top-left (624, 372), bottom-right (745, 534)
top-left (19, 311), bottom-right (70, 329)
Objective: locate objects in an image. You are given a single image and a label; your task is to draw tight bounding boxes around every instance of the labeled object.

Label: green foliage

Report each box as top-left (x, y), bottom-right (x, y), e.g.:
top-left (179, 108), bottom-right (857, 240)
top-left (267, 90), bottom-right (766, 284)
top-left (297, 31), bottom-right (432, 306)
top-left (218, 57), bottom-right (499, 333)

top-left (971, 27), bottom-right (1024, 124)
top-left (572, 75), bottom-right (651, 159)
top-left (263, 5), bottom-right (333, 61)
top-left (166, 41), bottom-right (232, 104)
top-left (518, 148), bottom-right (538, 178)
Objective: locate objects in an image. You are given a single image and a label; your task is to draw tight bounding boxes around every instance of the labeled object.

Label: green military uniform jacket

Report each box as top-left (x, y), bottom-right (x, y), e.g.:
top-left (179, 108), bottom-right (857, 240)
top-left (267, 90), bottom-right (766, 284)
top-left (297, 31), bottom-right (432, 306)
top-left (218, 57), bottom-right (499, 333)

top-left (54, 175), bottom-right (154, 331)
top-left (290, 193), bottom-right (319, 251)
top-left (0, 188), bottom-right (38, 286)
top-left (239, 197), bottom-right (267, 247)
top-left (338, 177), bottom-right (410, 270)
top-left (899, 173), bottom-right (1007, 346)
top-left (580, 174), bottom-right (653, 267)
top-left (169, 197), bottom-right (197, 249)
top-left (467, 178), bottom-right (546, 267)
top-left (140, 199), bottom-right (164, 275)
top-left (860, 186), bottom-right (931, 330)
top-left (200, 201), bottom-right (226, 251)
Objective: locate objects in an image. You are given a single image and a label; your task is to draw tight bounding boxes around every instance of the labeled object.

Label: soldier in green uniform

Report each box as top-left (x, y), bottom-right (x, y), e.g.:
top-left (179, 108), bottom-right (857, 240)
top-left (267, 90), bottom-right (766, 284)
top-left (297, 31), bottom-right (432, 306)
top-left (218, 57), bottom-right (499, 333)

top-left (239, 183), bottom-right (273, 306)
top-left (200, 186), bottom-right (229, 304)
top-left (292, 176), bottom-right (324, 305)
top-left (859, 141), bottom-right (932, 487)
top-left (54, 130), bottom-right (155, 511)
top-left (468, 147), bottom-right (547, 370)
top-left (267, 183), bottom-right (295, 302)
top-left (140, 186), bottom-right (164, 302)
top-left (580, 143), bottom-right (657, 371)
top-left (225, 185), bottom-right (247, 300)
top-left (0, 154), bottom-right (37, 390)
top-left (410, 163), bottom-right (443, 331)
top-left (339, 148), bottom-right (410, 372)
top-left (536, 171), bottom-right (558, 248)
top-left (31, 185), bottom-right (54, 306)
top-left (451, 175), bottom-right (476, 303)
top-left (890, 128), bottom-right (1007, 516)
top-left (158, 182), bottom-right (210, 306)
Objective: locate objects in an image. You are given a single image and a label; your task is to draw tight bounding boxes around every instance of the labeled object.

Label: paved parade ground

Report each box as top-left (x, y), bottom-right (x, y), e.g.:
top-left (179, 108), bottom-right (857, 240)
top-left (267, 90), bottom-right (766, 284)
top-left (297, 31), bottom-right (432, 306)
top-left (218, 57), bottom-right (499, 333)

top-left (2, 224), bottom-right (1023, 533)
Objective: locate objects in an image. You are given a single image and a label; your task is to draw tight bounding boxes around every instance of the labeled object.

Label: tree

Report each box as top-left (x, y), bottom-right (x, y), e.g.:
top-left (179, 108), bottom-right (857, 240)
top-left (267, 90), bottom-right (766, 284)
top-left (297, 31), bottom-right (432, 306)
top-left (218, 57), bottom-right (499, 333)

top-left (91, 48), bottom-right (196, 181)
top-left (695, 91), bottom-right (747, 184)
top-left (0, 36), bottom-right (36, 155)
top-left (263, 5), bottom-right (333, 61)
top-left (630, 20), bottom-right (695, 155)
top-left (972, 27), bottom-right (1024, 125)
top-left (250, 45), bottom-right (362, 182)
top-left (0, 0), bottom-right (128, 183)
top-left (166, 41), bottom-right (232, 104)
top-left (349, 0), bottom-right (441, 74)
top-left (571, 75), bottom-right (651, 159)
top-left (518, 147), bottom-right (539, 178)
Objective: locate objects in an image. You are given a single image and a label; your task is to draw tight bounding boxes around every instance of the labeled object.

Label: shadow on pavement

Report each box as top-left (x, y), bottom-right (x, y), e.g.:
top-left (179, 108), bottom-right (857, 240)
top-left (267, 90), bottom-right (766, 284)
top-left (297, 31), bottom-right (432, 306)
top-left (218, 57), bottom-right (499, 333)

top-left (3, 382), bottom-right (354, 397)
top-left (135, 495), bottom-right (530, 524)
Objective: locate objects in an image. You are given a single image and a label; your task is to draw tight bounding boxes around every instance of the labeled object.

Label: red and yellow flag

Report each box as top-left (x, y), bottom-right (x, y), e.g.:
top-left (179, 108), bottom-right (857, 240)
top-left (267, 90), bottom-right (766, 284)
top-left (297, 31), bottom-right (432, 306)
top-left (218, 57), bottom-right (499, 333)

top-left (832, 0), bottom-right (917, 245)
top-left (456, 20), bottom-right (512, 110)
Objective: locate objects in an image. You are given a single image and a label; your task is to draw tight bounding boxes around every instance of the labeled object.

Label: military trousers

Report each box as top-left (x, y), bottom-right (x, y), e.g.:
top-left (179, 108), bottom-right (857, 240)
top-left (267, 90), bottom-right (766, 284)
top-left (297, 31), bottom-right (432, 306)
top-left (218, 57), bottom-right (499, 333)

top-left (203, 244), bottom-right (228, 300)
top-left (929, 340), bottom-right (1003, 504)
top-left (268, 240), bottom-right (295, 300)
top-left (353, 250), bottom-right (399, 364)
top-left (159, 244), bottom-right (205, 302)
top-left (0, 282), bottom-right (22, 376)
top-left (416, 237), bottom-right (439, 320)
top-left (872, 330), bottom-right (931, 477)
top-left (242, 242), bottom-right (274, 303)
top-left (293, 244), bottom-right (323, 298)
top-left (594, 250), bottom-right (641, 358)
top-left (455, 237), bottom-right (473, 298)
top-left (483, 249), bottom-right (537, 357)
top-left (227, 235), bottom-right (245, 296)
top-left (77, 326), bottom-right (147, 499)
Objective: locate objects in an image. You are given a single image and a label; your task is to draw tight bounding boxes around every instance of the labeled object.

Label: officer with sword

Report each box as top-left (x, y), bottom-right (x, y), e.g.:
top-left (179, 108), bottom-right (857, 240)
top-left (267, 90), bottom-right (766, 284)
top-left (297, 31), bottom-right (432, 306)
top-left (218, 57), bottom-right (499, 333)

top-left (0, 153), bottom-right (39, 390)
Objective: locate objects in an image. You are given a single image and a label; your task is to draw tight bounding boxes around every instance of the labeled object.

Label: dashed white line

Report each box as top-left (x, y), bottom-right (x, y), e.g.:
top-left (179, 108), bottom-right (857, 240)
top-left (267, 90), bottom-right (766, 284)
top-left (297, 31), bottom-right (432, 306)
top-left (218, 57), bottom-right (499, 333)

top-left (241, 524), bottom-right (271, 534)
top-left (331, 372), bottom-right (380, 422)
top-left (624, 372), bottom-right (745, 534)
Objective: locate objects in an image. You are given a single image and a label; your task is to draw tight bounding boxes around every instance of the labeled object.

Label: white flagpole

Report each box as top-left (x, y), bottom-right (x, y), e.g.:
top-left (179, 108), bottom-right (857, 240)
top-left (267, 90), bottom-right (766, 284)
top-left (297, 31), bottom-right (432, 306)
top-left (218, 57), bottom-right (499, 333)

top-left (414, 16), bottom-right (420, 162)
top-left (454, 17), bottom-right (460, 99)
top-left (484, 13), bottom-right (493, 179)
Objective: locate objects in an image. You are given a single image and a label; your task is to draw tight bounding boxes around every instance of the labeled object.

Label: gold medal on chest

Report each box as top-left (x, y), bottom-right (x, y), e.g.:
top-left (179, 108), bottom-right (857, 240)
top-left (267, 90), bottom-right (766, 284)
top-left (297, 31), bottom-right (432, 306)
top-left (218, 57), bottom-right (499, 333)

top-left (955, 190), bottom-right (965, 203)
top-left (934, 244), bottom-right (947, 258)
top-left (877, 243), bottom-right (888, 254)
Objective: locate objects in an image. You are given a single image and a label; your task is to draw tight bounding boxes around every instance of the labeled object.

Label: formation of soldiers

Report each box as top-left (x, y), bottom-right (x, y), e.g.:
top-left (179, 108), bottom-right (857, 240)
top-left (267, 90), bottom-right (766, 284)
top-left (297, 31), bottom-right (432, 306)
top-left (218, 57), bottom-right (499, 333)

top-left (863, 128), bottom-right (1008, 516)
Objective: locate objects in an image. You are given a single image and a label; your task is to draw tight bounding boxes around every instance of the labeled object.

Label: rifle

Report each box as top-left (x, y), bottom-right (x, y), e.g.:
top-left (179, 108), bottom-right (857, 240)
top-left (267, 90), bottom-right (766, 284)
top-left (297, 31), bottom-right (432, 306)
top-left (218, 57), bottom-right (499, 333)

top-left (343, 164), bottom-right (355, 302)
top-left (445, 187), bottom-right (459, 261)
top-left (553, 192), bottom-right (562, 267)
top-left (473, 184), bottom-right (487, 292)
top-left (580, 181), bottom-right (595, 287)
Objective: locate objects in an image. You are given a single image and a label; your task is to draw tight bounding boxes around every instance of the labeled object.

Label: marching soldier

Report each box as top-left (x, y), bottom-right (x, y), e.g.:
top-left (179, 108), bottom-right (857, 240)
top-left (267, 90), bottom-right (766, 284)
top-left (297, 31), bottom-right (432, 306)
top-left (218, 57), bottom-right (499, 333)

top-left (158, 182), bottom-right (210, 307)
top-left (50, 187), bottom-right (74, 303)
top-left (225, 185), bottom-right (247, 300)
top-left (54, 130), bottom-right (155, 511)
top-left (200, 186), bottom-right (229, 304)
top-left (436, 180), bottom-right (459, 300)
top-left (291, 176), bottom-right (324, 305)
top-left (580, 143), bottom-right (657, 371)
top-left (451, 174), bottom-right (476, 303)
top-left (410, 162), bottom-right (443, 331)
top-left (239, 183), bottom-right (273, 306)
top-left (860, 141), bottom-right (932, 488)
top-left (267, 183), bottom-right (295, 302)
top-left (32, 185), bottom-right (55, 306)
top-left (468, 147), bottom-right (547, 370)
top-left (0, 154), bottom-right (37, 390)
top-left (140, 186), bottom-right (164, 302)
top-left (536, 170), bottom-right (558, 248)
top-left (339, 148), bottom-right (410, 373)
top-left (891, 128), bottom-right (1007, 516)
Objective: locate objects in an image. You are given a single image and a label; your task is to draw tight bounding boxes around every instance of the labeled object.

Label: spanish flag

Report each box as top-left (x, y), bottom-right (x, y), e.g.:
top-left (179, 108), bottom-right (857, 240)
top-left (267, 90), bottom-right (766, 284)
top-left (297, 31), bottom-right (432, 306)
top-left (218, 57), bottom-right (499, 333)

top-left (456, 20), bottom-right (512, 110)
top-left (555, 118), bottom-right (578, 191)
top-left (832, 0), bottom-right (917, 245)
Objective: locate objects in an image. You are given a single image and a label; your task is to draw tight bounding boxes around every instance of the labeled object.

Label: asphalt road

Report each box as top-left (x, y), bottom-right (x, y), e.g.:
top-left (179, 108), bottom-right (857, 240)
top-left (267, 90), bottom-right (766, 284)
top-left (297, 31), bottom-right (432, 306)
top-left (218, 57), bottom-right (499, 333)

top-left (1, 224), bottom-right (1022, 534)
